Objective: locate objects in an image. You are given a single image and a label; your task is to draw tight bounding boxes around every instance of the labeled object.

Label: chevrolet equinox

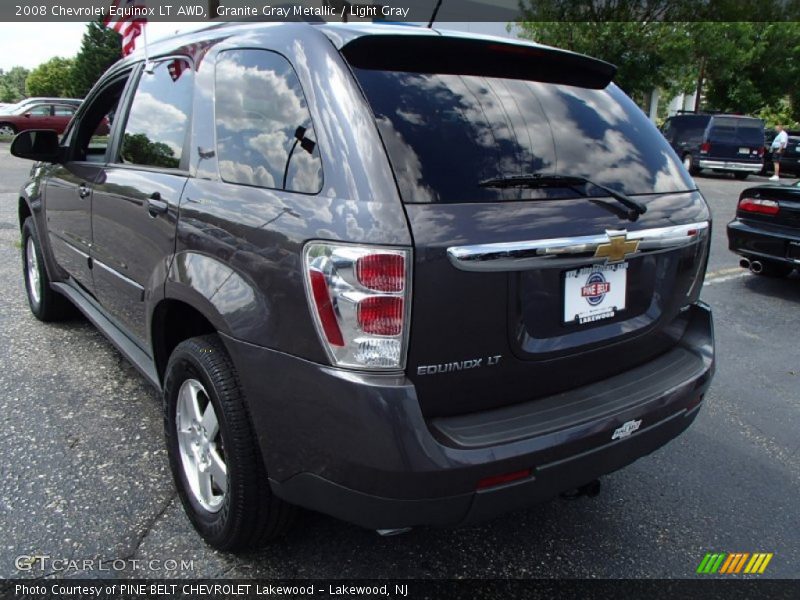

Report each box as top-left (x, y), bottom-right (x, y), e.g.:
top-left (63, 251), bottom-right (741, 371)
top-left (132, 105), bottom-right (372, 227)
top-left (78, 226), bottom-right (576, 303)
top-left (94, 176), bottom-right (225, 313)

top-left (13, 22), bottom-right (715, 550)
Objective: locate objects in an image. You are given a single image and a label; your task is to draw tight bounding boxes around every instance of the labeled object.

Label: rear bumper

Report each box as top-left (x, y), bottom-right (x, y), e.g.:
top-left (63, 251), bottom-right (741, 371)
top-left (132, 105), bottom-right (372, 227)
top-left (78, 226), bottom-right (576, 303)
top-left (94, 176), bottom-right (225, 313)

top-left (727, 219), bottom-right (800, 266)
top-left (698, 159), bottom-right (762, 172)
top-left (223, 303), bottom-right (714, 530)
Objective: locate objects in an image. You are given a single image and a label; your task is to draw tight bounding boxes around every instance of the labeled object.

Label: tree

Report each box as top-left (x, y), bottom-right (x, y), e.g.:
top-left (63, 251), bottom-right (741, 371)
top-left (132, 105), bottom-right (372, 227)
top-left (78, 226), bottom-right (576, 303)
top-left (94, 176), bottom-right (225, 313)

top-left (26, 57), bottom-right (75, 97)
top-left (0, 66), bottom-right (30, 101)
top-left (513, 21), bottom-right (689, 106)
top-left (514, 1), bottom-right (800, 116)
top-left (69, 21), bottom-right (122, 98)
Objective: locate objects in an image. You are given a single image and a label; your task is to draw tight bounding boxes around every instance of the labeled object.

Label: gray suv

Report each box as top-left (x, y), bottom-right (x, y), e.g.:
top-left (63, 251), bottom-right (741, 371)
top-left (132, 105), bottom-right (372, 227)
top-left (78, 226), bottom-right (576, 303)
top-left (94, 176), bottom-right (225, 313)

top-left (13, 23), bottom-right (714, 550)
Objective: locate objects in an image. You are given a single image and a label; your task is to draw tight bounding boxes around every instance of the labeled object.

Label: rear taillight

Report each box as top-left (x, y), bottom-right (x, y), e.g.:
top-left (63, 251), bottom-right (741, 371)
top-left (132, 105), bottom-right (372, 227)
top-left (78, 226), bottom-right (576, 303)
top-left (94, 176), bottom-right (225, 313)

top-left (758, 147), bottom-right (765, 157)
top-left (739, 197), bottom-right (779, 216)
top-left (700, 142), bottom-right (711, 154)
top-left (304, 243), bottom-right (411, 370)
top-left (686, 221), bottom-right (711, 305)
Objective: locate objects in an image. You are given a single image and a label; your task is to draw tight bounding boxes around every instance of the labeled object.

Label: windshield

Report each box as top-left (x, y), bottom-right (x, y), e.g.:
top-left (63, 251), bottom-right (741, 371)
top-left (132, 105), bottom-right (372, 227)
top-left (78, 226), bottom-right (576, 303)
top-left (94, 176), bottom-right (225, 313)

top-left (353, 69), bottom-right (694, 203)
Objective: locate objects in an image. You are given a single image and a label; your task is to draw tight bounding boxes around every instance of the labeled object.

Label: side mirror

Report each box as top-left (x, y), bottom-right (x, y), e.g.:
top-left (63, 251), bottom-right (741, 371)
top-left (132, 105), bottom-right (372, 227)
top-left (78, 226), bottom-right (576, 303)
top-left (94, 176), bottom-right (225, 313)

top-left (10, 129), bottom-right (62, 163)
top-left (24, 113), bottom-right (31, 118)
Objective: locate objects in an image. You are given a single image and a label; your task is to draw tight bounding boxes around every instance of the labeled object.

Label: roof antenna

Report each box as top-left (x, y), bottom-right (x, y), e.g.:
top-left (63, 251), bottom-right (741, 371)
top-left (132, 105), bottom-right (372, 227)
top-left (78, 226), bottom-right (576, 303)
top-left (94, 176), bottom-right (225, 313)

top-left (427, 0), bottom-right (443, 28)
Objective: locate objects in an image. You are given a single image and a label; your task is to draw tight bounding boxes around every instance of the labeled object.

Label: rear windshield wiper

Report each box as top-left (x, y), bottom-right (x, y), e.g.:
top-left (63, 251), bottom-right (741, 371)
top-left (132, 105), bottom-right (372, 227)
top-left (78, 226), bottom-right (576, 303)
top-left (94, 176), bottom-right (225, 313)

top-left (478, 173), bottom-right (647, 218)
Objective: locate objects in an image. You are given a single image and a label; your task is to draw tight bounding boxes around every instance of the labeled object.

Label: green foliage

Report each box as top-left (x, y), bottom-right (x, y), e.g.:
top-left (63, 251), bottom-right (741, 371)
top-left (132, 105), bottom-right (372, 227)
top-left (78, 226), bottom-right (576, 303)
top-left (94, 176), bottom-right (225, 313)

top-left (757, 97), bottom-right (800, 130)
top-left (0, 66), bottom-right (30, 102)
top-left (26, 57), bottom-right (75, 97)
top-left (514, 2), bottom-right (800, 118)
top-left (121, 133), bottom-right (179, 169)
top-left (514, 21), bottom-right (689, 104)
top-left (69, 21), bottom-right (122, 98)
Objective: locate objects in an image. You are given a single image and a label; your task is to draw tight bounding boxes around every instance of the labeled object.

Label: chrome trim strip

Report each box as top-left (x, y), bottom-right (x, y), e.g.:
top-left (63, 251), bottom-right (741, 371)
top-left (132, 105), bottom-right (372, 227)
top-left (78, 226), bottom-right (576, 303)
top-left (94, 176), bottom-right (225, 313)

top-left (93, 258), bottom-right (145, 292)
top-left (447, 221), bottom-right (709, 272)
top-left (697, 160), bottom-right (762, 172)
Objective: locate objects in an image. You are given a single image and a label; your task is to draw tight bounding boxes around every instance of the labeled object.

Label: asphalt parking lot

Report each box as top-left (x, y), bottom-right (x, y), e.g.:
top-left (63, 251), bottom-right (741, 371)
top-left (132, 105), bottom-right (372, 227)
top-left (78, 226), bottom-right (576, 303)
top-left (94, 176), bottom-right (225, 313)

top-left (1, 144), bottom-right (798, 580)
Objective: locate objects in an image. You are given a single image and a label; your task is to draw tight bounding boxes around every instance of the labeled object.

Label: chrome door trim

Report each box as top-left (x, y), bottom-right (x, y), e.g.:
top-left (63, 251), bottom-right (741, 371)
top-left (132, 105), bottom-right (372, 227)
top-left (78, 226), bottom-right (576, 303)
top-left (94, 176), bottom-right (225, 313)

top-left (446, 221), bottom-right (709, 272)
top-left (93, 258), bottom-right (145, 296)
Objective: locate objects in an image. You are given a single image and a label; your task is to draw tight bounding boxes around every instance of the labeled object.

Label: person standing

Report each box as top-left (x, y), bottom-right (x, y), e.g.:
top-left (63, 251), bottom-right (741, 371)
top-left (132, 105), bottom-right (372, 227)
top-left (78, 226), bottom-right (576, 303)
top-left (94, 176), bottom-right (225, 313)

top-left (770, 125), bottom-right (788, 181)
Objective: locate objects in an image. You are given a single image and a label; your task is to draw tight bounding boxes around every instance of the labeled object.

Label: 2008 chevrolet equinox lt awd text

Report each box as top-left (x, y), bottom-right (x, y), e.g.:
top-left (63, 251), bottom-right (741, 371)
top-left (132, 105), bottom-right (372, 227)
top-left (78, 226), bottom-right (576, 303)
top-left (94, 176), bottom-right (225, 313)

top-left (13, 22), bottom-right (715, 550)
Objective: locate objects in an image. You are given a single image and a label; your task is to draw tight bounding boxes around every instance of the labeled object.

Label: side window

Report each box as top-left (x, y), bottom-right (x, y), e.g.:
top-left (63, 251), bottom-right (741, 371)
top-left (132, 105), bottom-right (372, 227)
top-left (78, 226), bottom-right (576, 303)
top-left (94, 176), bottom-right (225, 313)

top-left (28, 104), bottom-right (51, 116)
top-left (661, 120), bottom-right (674, 142)
top-left (215, 49), bottom-right (322, 194)
top-left (119, 58), bottom-right (193, 169)
top-left (70, 76), bottom-right (129, 162)
top-left (54, 105), bottom-right (76, 117)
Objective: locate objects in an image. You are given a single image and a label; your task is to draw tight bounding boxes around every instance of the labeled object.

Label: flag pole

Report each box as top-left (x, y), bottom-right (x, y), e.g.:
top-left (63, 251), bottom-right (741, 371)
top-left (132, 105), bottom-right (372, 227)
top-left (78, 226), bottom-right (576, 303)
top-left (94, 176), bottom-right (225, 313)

top-left (141, 17), bottom-right (149, 62)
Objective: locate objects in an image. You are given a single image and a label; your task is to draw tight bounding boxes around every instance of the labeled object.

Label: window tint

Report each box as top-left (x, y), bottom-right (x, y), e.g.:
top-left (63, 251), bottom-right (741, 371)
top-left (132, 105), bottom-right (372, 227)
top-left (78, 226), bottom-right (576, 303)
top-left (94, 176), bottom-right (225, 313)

top-left (669, 117), bottom-right (707, 144)
top-left (28, 104), bottom-right (51, 116)
top-left (709, 117), bottom-right (764, 145)
top-left (54, 105), bottom-right (75, 116)
top-left (215, 49), bottom-right (322, 193)
top-left (119, 58), bottom-right (193, 169)
top-left (352, 69), bottom-right (693, 202)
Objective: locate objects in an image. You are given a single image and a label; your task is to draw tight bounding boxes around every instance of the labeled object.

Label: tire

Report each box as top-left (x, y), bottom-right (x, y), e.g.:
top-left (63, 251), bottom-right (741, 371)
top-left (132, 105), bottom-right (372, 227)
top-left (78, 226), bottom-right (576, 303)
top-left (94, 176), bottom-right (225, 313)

top-left (21, 217), bottom-right (73, 321)
top-left (733, 172), bottom-right (749, 180)
top-left (164, 334), bottom-right (294, 551)
top-left (683, 153), bottom-right (699, 176)
top-left (754, 260), bottom-right (793, 278)
top-left (0, 123), bottom-right (16, 137)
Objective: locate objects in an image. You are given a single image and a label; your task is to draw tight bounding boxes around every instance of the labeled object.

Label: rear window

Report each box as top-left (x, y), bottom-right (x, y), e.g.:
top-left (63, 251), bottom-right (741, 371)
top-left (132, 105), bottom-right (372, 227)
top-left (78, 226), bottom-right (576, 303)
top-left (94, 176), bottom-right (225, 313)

top-left (353, 69), bottom-right (694, 203)
top-left (709, 117), bottom-right (764, 145)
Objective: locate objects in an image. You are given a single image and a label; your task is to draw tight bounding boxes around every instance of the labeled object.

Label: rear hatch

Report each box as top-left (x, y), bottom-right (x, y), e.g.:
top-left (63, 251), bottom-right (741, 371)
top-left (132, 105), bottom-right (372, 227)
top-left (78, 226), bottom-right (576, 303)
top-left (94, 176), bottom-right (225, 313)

top-left (705, 116), bottom-right (764, 164)
top-left (342, 34), bottom-right (711, 418)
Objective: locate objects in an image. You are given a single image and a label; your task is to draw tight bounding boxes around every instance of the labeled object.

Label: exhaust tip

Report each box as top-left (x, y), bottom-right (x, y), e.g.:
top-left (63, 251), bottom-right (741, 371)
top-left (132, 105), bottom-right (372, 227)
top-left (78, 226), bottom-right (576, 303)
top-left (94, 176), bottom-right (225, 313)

top-left (750, 260), bottom-right (763, 274)
top-left (560, 479), bottom-right (602, 500)
top-left (739, 258), bottom-right (751, 270)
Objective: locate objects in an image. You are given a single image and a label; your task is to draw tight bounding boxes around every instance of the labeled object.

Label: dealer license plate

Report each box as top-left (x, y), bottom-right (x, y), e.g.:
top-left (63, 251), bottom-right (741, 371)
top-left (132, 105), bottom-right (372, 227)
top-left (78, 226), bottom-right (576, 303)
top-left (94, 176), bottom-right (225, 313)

top-left (564, 263), bottom-right (628, 324)
top-left (739, 147), bottom-right (750, 154)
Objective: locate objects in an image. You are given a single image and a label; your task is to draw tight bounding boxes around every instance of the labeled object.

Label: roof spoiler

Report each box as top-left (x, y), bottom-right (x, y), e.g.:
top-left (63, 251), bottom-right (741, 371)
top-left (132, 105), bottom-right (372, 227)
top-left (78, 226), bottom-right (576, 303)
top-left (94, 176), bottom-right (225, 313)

top-left (340, 35), bottom-right (616, 89)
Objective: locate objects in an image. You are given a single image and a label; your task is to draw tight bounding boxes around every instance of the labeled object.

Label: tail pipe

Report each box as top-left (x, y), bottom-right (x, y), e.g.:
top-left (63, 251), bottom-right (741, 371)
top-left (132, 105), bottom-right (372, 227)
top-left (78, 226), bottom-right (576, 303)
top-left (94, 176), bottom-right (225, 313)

top-left (560, 479), bottom-right (602, 500)
top-left (739, 258), bottom-right (750, 270)
top-left (750, 260), bottom-right (763, 274)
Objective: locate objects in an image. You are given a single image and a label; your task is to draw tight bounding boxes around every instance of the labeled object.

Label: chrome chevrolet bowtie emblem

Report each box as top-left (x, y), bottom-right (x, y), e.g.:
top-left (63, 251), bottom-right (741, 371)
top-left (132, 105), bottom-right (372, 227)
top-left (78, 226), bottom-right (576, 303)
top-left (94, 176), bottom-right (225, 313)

top-left (594, 232), bottom-right (640, 263)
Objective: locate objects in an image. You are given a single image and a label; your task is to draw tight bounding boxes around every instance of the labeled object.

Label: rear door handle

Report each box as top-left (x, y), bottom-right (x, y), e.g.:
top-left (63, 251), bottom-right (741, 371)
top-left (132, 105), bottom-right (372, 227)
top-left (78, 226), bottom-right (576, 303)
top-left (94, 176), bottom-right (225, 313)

top-left (147, 192), bottom-right (169, 217)
top-left (78, 184), bottom-right (91, 199)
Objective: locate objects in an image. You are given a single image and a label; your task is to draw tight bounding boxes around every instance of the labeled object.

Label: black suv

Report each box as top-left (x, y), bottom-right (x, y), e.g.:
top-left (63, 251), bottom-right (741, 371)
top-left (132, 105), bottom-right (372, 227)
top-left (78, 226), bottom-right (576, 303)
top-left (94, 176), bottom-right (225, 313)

top-left (661, 113), bottom-right (765, 179)
top-left (13, 23), bottom-right (714, 550)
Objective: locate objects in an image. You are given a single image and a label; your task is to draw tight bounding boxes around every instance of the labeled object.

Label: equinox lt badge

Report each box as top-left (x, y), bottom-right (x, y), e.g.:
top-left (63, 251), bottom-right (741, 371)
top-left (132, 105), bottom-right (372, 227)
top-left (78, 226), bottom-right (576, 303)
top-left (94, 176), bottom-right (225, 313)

top-left (417, 355), bottom-right (502, 376)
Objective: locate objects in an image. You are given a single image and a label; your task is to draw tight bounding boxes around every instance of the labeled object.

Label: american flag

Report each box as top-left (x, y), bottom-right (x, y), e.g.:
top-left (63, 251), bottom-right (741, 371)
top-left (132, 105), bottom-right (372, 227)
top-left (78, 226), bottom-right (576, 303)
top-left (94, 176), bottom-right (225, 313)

top-left (103, 0), bottom-right (148, 57)
top-left (168, 41), bottom-right (216, 81)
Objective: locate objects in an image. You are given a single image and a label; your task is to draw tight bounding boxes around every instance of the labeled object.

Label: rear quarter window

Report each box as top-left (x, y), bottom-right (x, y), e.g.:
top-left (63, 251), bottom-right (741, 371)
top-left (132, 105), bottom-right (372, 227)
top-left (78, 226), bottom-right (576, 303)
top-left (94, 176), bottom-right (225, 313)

top-left (214, 49), bottom-right (322, 194)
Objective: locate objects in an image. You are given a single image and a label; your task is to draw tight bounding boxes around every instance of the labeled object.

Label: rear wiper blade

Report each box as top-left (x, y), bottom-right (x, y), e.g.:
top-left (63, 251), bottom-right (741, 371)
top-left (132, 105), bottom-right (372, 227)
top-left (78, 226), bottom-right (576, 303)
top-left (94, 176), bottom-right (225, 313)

top-left (478, 173), bottom-right (647, 217)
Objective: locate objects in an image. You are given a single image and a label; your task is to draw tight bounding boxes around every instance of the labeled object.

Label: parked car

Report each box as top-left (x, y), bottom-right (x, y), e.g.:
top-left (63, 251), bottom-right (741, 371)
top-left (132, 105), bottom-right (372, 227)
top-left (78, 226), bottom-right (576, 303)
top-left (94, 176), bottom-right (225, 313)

top-left (661, 113), bottom-right (765, 179)
top-left (13, 23), bottom-right (715, 551)
top-left (0, 101), bottom-right (79, 136)
top-left (762, 131), bottom-right (800, 177)
top-left (0, 97), bottom-right (82, 114)
top-left (728, 180), bottom-right (800, 277)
